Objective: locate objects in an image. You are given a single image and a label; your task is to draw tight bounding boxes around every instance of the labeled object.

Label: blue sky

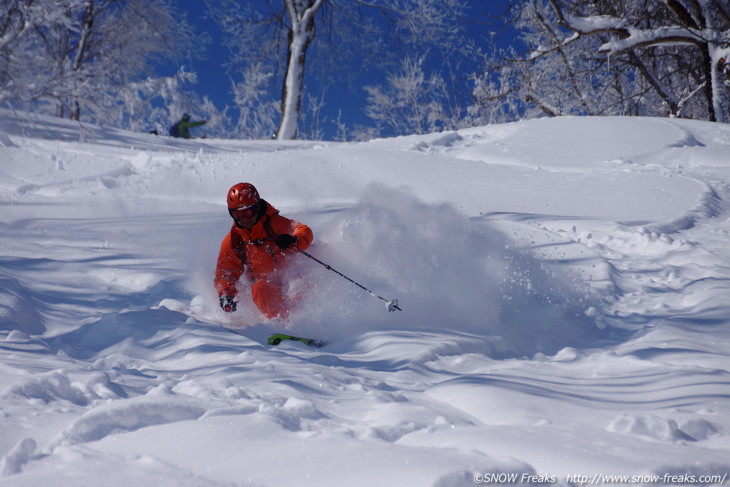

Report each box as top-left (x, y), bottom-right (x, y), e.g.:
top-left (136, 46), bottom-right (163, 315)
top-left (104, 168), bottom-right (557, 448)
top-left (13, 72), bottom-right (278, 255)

top-left (179, 3), bottom-right (230, 117)
top-left (175, 2), bottom-right (513, 138)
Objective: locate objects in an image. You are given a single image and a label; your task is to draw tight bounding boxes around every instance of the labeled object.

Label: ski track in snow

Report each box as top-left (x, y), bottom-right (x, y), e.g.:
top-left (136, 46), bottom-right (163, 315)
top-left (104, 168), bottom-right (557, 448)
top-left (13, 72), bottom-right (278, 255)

top-left (1, 110), bottom-right (729, 486)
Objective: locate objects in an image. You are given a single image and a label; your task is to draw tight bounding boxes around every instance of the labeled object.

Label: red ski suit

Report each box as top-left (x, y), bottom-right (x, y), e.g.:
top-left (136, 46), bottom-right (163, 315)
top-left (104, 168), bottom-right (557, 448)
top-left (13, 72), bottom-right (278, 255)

top-left (214, 201), bottom-right (313, 320)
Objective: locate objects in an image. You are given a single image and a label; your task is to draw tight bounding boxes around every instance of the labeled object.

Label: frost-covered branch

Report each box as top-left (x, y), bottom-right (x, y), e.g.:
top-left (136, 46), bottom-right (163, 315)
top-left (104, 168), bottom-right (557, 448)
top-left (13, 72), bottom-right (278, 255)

top-left (545, 0), bottom-right (730, 123)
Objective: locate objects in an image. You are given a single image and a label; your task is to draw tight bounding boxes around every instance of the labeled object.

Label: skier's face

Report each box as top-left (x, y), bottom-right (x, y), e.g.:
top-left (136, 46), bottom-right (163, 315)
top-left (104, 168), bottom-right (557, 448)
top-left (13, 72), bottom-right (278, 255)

top-left (230, 205), bottom-right (259, 229)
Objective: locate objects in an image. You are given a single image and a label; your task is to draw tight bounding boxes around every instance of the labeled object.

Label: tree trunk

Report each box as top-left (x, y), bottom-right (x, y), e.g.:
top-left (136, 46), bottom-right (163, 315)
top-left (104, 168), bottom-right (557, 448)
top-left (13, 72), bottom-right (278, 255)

top-left (276, 0), bottom-right (322, 140)
top-left (277, 24), bottom-right (313, 139)
top-left (708, 45), bottom-right (729, 123)
top-left (69, 0), bottom-right (94, 121)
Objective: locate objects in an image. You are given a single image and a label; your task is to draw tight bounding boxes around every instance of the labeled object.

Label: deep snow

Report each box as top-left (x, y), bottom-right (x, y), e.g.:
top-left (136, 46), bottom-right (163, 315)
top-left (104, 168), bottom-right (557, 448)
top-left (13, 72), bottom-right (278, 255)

top-left (0, 109), bottom-right (729, 486)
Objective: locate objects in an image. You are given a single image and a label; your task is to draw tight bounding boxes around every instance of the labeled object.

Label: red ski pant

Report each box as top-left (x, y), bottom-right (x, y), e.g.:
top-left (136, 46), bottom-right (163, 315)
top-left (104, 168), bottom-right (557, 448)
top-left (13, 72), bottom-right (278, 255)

top-left (251, 279), bottom-right (289, 320)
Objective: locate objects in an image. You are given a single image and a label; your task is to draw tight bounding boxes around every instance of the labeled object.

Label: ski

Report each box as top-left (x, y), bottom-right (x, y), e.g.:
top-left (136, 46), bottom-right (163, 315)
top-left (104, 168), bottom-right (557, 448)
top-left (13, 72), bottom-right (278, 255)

top-left (267, 333), bottom-right (326, 348)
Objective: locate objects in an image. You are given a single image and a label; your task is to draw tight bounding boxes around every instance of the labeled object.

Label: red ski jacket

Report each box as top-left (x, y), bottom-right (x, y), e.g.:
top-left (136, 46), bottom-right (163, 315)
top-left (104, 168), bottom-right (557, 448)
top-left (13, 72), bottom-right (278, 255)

top-left (214, 201), bottom-right (313, 299)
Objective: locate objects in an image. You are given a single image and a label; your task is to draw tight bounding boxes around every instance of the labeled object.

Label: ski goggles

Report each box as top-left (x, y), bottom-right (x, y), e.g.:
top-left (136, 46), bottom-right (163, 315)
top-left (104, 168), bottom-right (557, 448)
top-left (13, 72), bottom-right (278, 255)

top-left (229, 203), bottom-right (260, 220)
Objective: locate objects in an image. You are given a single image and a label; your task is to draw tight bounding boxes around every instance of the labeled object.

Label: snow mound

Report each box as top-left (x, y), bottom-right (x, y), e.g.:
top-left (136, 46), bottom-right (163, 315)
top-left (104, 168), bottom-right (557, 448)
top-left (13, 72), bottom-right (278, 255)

top-left (1, 370), bottom-right (118, 406)
top-left (54, 394), bottom-right (209, 446)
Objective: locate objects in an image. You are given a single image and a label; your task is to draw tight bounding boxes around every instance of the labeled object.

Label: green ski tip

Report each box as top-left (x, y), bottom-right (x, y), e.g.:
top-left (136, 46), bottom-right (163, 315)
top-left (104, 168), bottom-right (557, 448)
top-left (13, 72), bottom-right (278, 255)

top-left (267, 333), bottom-right (325, 348)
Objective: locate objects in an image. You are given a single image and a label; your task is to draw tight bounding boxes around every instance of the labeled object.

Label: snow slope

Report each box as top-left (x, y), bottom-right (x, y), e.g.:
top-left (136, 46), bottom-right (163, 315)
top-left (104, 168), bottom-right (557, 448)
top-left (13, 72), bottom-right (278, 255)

top-left (1, 109), bottom-right (729, 486)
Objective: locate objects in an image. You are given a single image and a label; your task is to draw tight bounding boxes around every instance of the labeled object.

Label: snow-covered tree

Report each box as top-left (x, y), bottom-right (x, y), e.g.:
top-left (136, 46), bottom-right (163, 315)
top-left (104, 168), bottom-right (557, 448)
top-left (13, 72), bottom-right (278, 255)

top-left (231, 63), bottom-right (280, 139)
top-left (115, 67), bottom-right (227, 137)
top-left (365, 56), bottom-right (451, 136)
top-left (0, 0), bottom-right (86, 107)
top-left (547, 0), bottom-right (730, 123)
top-left (480, 0), bottom-right (730, 123)
top-left (208, 0), bottom-right (472, 140)
top-left (493, 1), bottom-right (616, 118)
top-left (1, 0), bottom-right (203, 126)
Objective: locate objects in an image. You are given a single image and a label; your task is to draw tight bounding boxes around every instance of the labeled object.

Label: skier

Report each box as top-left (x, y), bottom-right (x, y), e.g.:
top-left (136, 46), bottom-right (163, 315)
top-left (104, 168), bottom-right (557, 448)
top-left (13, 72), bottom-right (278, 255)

top-left (169, 113), bottom-right (207, 139)
top-left (214, 182), bottom-right (313, 321)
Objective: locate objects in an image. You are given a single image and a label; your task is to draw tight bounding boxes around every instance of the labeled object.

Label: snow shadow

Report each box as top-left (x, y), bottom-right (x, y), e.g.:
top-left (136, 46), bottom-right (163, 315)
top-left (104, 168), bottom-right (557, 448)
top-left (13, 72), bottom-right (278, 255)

top-left (0, 274), bottom-right (45, 335)
top-left (292, 186), bottom-right (613, 357)
top-left (46, 305), bottom-right (194, 360)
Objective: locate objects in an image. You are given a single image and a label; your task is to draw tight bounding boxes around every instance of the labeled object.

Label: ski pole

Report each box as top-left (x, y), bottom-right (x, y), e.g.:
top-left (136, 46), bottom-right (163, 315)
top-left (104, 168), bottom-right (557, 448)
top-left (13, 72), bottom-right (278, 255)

top-left (297, 249), bottom-right (402, 312)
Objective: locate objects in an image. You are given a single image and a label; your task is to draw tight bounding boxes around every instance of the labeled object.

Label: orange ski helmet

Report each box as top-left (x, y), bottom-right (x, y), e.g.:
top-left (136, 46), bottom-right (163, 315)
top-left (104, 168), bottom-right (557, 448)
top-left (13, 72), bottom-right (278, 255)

top-left (227, 182), bottom-right (260, 210)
